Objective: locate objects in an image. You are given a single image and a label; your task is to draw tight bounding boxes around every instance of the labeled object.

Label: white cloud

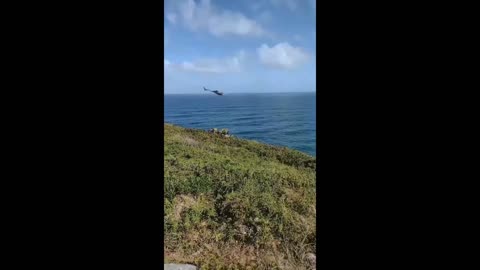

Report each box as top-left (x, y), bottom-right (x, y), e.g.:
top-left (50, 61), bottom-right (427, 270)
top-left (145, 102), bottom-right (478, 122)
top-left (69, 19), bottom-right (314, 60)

top-left (257, 42), bottom-right (309, 69)
top-left (166, 13), bottom-right (177, 24)
top-left (165, 51), bottom-right (246, 74)
top-left (165, 59), bottom-right (171, 72)
top-left (167, 0), bottom-right (267, 37)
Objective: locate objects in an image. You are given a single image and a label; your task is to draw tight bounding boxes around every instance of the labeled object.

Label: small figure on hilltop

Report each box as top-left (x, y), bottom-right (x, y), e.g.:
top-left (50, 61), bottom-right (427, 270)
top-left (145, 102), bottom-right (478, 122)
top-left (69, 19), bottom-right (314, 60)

top-left (208, 128), bottom-right (231, 138)
top-left (221, 129), bottom-right (231, 138)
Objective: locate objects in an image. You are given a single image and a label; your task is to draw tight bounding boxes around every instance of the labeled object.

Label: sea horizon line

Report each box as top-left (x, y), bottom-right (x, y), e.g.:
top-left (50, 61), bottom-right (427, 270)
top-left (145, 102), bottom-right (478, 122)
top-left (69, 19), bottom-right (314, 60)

top-left (164, 91), bottom-right (315, 95)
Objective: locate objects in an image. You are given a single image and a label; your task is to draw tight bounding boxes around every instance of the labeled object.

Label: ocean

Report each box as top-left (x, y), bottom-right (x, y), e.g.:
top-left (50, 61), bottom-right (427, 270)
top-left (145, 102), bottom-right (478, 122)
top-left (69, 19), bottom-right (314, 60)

top-left (164, 92), bottom-right (316, 157)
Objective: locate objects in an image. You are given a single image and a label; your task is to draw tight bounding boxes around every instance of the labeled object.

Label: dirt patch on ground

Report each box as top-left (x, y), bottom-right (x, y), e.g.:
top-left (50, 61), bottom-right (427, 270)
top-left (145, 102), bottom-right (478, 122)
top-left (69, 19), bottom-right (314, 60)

top-left (183, 137), bottom-right (199, 146)
top-left (172, 195), bottom-right (197, 221)
top-left (171, 134), bottom-right (199, 147)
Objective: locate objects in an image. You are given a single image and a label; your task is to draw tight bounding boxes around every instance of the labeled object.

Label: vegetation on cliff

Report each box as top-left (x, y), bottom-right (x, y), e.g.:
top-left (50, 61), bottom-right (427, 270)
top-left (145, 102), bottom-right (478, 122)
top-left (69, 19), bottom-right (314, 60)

top-left (164, 123), bottom-right (316, 270)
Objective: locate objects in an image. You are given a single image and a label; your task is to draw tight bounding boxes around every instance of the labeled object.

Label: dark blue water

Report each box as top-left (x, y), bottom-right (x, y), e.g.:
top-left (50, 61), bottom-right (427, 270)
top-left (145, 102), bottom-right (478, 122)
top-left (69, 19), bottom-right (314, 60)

top-left (164, 92), bottom-right (316, 156)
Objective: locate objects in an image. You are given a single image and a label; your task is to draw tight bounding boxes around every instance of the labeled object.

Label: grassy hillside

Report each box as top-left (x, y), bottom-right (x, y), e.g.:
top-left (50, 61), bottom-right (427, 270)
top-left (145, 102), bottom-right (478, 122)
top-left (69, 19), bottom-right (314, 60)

top-left (164, 123), bottom-right (316, 270)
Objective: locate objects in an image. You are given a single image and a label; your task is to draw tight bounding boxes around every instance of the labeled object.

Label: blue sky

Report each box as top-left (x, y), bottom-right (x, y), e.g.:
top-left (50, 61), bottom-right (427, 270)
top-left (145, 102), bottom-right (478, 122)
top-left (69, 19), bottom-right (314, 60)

top-left (164, 0), bottom-right (316, 94)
